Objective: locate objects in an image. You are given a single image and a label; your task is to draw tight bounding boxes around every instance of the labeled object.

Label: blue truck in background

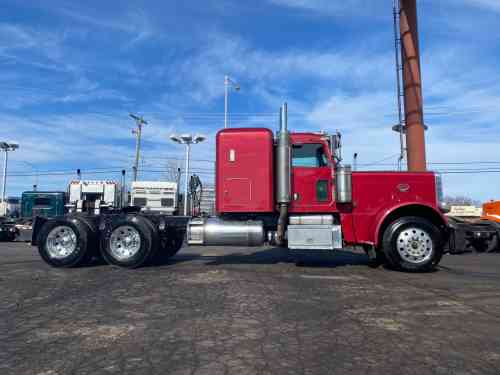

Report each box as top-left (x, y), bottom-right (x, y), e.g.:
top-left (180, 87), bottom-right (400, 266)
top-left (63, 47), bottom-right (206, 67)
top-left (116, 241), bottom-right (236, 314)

top-left (21, 191), bottom-right (67, 219)
top-left (0, 192), bottom-right (67, 242)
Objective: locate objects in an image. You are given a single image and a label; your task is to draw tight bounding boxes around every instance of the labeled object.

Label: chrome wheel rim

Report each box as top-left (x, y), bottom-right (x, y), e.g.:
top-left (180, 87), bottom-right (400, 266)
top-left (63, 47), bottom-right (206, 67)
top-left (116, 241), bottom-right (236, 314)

top-left (46, 226), bottom-right (77, 259)
top-left (109, 226), bottom-right (141, 261)
top-left (396, 226), bottom-right (433, 264)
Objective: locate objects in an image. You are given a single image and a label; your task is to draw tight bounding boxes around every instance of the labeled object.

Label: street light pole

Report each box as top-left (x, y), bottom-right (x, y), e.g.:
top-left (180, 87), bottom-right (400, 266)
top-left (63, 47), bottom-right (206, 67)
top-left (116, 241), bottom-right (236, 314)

top-left (170, 134), bottom-right (206, 216)
top-left (224, 75), bottom-right (240, 129)
top-left (130, 113), bottom-right (148, 181)
top-left (184, 143), bottom-right (191, 216)
top-left (2, 150), bottom-right (7, 203)
top-left (0, 142), bottom-right (19, 213)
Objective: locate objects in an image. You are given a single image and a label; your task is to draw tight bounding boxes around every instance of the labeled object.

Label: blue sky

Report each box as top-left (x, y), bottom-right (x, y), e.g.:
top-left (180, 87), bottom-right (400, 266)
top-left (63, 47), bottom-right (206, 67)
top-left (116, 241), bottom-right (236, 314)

top-left (1, 0), bottom-right (500, 201)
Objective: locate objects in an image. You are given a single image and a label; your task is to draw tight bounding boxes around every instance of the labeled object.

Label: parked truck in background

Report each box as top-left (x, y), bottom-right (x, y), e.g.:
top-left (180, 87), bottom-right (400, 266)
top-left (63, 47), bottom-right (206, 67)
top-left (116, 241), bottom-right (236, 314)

top-left (21, 191), bottom-right (67, 220)
top-left (0, 217), bottom-right (18, 241)
top-left (31, 103), bottom-right (452, 272)
top-left (0, 197), bottom-right (21, 218)
top-left (21, 181), bottom-right (122, 221)
top-left (482, 201), bottom-right (500, 223)
top-left (130, 181), bottom-right (178, 215)
top-left (447, 201), bottom-right (500, 253)
top-left (67, 180), bottom-right (122, 214)
top-left (13, 181), bottom-right (121, 242)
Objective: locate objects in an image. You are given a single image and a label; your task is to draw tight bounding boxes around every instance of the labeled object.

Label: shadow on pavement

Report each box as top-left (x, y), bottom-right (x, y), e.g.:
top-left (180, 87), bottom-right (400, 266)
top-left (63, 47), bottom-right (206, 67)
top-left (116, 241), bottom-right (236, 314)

top-left (165, 247), bottom-right (372, 269)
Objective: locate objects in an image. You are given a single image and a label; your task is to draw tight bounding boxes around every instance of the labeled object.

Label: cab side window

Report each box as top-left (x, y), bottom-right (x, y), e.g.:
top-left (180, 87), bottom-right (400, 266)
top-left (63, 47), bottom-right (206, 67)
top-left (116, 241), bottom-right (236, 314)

top-left (292, 144), bottom-right (328, 168)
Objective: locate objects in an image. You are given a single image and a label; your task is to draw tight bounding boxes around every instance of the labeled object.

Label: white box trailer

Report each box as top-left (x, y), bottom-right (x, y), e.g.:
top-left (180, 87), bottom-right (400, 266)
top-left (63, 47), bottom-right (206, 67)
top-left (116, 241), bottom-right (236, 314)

top-left (131, 181), bottom-right (178, 215)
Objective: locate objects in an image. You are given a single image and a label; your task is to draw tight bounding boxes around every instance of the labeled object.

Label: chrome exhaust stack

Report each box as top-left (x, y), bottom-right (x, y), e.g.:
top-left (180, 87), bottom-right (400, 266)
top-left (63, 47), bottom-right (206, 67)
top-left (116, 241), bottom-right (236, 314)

top-left (276, 102), bottom-right (291, 245)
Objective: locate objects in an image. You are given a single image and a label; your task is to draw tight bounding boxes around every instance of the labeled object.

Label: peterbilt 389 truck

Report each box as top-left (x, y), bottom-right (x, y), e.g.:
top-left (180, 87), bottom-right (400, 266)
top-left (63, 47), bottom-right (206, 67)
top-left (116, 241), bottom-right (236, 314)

top-left (32, 104), bottom-right (449, 272)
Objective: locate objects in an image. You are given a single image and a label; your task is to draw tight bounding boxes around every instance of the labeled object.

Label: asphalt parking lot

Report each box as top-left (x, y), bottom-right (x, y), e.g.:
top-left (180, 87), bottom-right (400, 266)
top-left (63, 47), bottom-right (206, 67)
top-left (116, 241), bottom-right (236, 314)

top-left (2, 242), bottom-right (500, 375)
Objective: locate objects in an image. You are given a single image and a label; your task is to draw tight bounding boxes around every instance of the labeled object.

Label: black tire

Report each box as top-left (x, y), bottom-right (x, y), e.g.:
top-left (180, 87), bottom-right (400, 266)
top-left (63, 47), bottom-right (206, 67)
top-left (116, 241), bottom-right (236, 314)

top-left (486, 235), bottom-right (499, 253)
top-left (68, 215), bottom-right (100, 259)
top-left (471, 234), bottom-right (499, 253)
top-left (100, 216), bottom-right (158, 268)
top-left (382, 216), bottom-right (444, 272)
top-left (163, 231), bottom-right (185, 258)
top-left (153, 231), bottom-right (185, 263)
top-left (37, 218), bottom-right (93, 268)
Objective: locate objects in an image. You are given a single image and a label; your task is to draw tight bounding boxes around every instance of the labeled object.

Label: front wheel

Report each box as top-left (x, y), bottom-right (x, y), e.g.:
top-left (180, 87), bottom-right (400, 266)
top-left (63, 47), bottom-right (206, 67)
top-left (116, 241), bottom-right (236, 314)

top-left (382, 216), bottom-right (444, 272)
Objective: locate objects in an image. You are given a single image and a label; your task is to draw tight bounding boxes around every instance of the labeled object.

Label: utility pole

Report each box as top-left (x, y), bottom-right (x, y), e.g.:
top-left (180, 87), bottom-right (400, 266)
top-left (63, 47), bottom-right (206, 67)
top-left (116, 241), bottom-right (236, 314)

top-left (392, 0), bottom-right (406, 171)
top-left (224, 75), bottom-right (240, 129)
top-left (130, 114), bottom-right (148, 181)
top-left (399, 0), bottom-right (427, 172)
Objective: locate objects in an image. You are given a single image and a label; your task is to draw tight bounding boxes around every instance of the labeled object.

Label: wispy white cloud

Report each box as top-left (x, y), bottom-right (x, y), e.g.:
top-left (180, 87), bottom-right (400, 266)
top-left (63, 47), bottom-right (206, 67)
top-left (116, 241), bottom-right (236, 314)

top-left (160, 31), bottom-right (394, 111)
top-left (458, 0), bottom-right (500, 12)
top-left (266, 0), bottom-right (384, 17)
top-left (0, 23), bottom-right (66, 64)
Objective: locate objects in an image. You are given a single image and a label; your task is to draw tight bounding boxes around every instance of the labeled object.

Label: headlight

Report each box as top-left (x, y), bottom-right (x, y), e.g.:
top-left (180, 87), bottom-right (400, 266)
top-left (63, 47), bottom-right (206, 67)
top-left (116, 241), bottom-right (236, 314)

top-left (435, 173), bottom-right (449, 213)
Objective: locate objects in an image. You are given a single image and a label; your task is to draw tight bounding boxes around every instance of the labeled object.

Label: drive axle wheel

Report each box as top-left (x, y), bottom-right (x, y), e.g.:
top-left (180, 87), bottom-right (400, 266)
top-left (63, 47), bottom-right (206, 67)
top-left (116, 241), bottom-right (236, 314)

top-left (155, 231), bottom-right (184, 263)
top-left (382, 216), bottom-right (443, 272)
top-left (37, 218), bottom-right (93, 267)
top-left (101, 216), bottom-right (158, 268)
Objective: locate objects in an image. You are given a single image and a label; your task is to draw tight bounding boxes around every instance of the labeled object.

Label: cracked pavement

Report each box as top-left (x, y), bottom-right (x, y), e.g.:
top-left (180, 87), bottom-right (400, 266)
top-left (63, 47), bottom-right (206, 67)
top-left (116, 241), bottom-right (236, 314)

top-left (2, 242), bottom-right (500, 374)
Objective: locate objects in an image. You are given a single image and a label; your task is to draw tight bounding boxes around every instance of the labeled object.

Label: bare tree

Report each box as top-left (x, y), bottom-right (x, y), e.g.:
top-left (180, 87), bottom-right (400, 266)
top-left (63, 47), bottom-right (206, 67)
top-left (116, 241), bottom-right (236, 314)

top-left (163, 160), bottom-right (182, 182)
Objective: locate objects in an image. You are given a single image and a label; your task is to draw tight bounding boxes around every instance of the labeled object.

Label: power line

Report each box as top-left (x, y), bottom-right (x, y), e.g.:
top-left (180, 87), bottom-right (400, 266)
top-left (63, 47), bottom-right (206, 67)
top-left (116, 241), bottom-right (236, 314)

top-left (7, 170), bottom-right (126, 177)
top-left (429, 161), bottom-right (500, 166)
top-left (8, 166), bottom-right (129, 174)
top-left (361, 153), bottom-right (401, 167)
top-left (141, 156), bottom-right (215, 163)
top-left (10, 167), bottom-right (500, 177)
top-left (438, 170), bottom-right (500, 175)
top-left (6, 168), bottom-right (215, 178)
top-left (358, 161), bottom-right (500, 167)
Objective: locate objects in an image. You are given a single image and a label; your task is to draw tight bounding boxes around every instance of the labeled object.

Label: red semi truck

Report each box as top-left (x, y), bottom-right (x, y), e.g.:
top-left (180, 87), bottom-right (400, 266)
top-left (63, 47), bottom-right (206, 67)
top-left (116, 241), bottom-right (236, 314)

top-left (32, 104), bottom-right (449, 272)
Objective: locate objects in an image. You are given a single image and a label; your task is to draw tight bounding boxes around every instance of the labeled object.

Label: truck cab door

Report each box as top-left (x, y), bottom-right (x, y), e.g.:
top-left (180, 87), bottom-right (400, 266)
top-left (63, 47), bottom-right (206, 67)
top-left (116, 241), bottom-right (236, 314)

top-left (289, 142), bottom-right (334, 213)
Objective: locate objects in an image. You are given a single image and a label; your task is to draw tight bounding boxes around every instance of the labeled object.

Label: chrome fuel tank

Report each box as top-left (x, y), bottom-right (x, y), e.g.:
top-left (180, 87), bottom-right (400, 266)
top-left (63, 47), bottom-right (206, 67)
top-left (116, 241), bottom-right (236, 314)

top-left (187, 218), bottom-right (265, 246)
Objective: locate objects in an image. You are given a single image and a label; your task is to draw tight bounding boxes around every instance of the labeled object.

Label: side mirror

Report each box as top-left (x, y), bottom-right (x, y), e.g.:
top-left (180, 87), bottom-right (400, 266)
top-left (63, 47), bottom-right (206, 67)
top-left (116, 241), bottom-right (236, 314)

top-left (330, 132), bottom-right (342, 162)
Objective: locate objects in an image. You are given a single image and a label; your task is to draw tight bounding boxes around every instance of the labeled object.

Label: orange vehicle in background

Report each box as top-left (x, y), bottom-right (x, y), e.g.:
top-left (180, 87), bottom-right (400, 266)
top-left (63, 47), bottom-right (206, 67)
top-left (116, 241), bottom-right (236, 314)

top-left (482, 201), bottom-right (500, 223)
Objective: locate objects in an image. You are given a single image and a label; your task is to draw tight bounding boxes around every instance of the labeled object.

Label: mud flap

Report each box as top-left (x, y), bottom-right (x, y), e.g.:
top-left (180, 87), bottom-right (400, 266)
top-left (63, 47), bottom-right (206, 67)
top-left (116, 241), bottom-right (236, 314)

top-left (31, 216), bottom-right (48, 246)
